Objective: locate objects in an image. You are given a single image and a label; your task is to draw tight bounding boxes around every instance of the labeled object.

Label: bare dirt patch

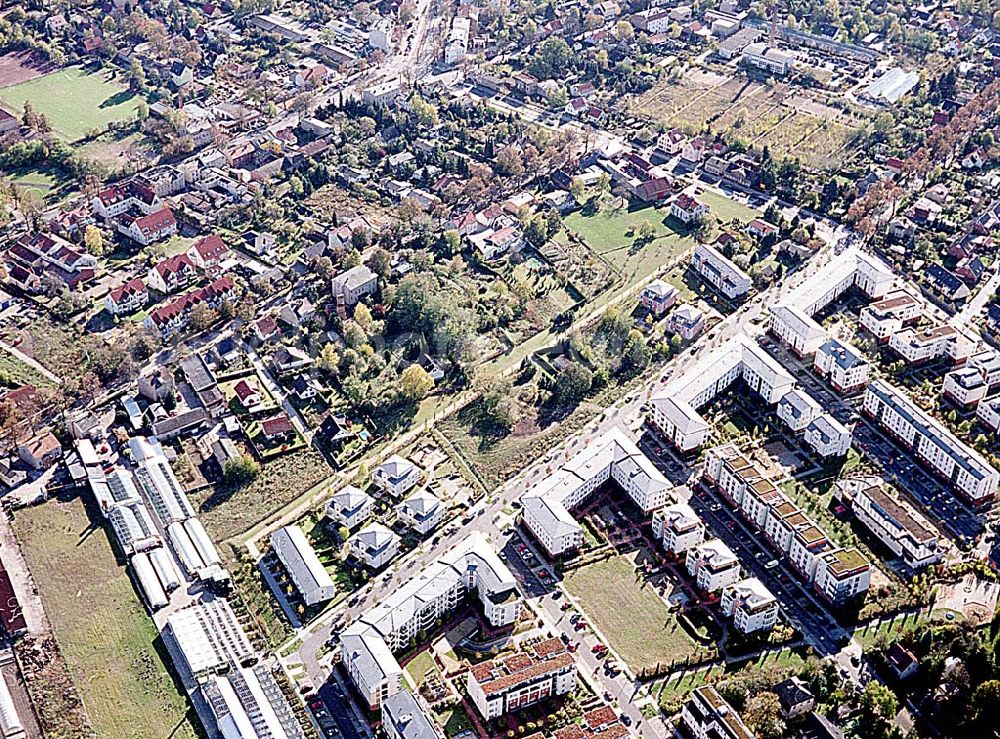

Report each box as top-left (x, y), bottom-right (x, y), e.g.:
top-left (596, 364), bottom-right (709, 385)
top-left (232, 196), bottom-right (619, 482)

top-left (0, 51), bottom-right (52, 88)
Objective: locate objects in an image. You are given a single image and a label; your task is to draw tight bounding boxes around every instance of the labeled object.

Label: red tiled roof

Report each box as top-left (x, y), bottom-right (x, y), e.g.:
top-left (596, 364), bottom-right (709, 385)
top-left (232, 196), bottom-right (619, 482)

top-left (261, 413), bottom-right (294, 437)
top-left (191, 233), bottom-right (229, 261)
top-left (110, 277), bottom-right (147, 302)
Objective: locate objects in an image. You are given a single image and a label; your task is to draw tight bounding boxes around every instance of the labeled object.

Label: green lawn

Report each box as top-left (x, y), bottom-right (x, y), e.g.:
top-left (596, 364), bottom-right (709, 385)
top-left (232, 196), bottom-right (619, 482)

top-left (404, 650), bottom-right (439, 690)
top-left (698, 190), bottom-right (762, 225)
top-left (0, 66), bottom-right (139, 141)
top-left (563, 203), bottom-right (695, 289)
top-left (14, 496), bottom-right (198, 739)
top-left (564, 550), bottom-right (698, 674)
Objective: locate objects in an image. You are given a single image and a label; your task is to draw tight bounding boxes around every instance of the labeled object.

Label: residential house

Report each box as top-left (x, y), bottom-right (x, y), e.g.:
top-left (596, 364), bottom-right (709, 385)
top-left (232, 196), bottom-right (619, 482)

top-left (325, 486), bottom-right (375, 531)
top-left (374, 456), bottom-right (420, 497)
top-left (640, 280), bottom-right (678, 316)
top-left (396, 490), bottom-right (445, 536)
top-left (272, 346), bottom-right (313, 375)
top-left (332, 265), bottom-right (379, 305)
top-left (348, 523), bottom-right (400, 569)
top-left (187, 233), bottom-right (230, 270)
top-left (18, 431), bottom-right (62, 470)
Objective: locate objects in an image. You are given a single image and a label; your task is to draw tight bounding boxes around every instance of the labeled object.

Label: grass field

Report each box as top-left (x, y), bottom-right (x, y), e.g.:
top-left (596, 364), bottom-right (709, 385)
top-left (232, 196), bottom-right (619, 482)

top-left (564, 551), bottom-right (697, 673)
top-left (0, 66), bottom-right (139, 141)
top-left (197, 448), bottom-right (332, 542)
top-left (14, 496), bottom-right (198, 739)
top-left (563, 203), bottom-right (695, 289)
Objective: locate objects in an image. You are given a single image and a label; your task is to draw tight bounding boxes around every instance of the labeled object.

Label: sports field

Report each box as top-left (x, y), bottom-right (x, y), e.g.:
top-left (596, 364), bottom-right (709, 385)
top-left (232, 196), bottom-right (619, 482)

top-left (14, 497), bottom-right (198, 739)
top-left (0, 66), bottom-right (139, 141)
top-left (564, 550), bottom-right (698, 673)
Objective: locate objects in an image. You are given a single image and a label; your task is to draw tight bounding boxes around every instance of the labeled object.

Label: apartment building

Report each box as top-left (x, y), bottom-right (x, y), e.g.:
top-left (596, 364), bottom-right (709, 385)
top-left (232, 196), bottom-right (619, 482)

top-left (769, 305), bottom-right (826, 357)
top-left (666, 304), bottom-right (706, 341)
top-left (685, 539), bottom-right (741, 592)
top-left (341, 534), bottom-right (520, 708)
top-left (835, 478), bottom-right (940, 569)
top-left (704, 444), bottom-right (870, 604)
top-left (976, 395), bottom-right (1000, 431)
top-left (943, 367), bottom-right (989, 406)
top-left (332, 264), bottom-right (379, 305)
top-left (803, 414), bottom-right (852, 458)
top-left (863, 380), bottom-right (998, 505)
top-left (776, 389), bottom-right (820, 432)
top-left (859, 290), bottom-right (922, 342)
top-left (382, 691), bottom-right (442, 739)
top-left (812, 339), bottom-right (870, 393)
top-left (467, 638), bottom-right (576, 720)
top-left (396, 490), bottom-right (445, 536)
top-left (651, 501), bottom-right (705, 555)
top-left (521, 429), bottom-right (672, 556)
top-left (270, 524), bottom-right (336, 606)
top-left (649, 335), bottom-right (794, 452)
top-left (813, 549), bottom-right (871, 604)
top-left (677, 686), bottom-right (755, 739)
top-left (888, 325), bottom-right (971, 365)
top-left (770, 247), bottom-right (895, 357)
top-left (671, 193), bottom-right (709, 224)
top-left (721, 577), bottom-right (779, 634)
top-left (691, 243), bottom-right (752, 299)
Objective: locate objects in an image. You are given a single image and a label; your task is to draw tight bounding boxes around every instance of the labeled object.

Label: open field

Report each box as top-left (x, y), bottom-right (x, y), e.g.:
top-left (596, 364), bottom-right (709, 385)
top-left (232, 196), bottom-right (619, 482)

top-left (14, 496), bottom-right (198, 739)
top-left (196, 448), bottom-right (332, 542)
top-left (564, 550), bottom-right (698, 674)
top-left (77, 130), bottom-right (154, 168)
top-left (563, 203), bottom-right (696, 290)
top-left (630, 69), bottom-right (862, 169)
top-left (0, 66), bottom-right (139, 141)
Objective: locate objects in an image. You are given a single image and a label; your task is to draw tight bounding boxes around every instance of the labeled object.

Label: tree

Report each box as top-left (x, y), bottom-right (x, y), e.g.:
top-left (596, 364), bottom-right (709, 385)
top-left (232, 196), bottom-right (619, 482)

top-left (524, 215), bottom-right (549, 247)
top-left (318, 343), bottom-right (339, 373)
top-left (743, 692), bottom-right (785, 739)
top-left (443, 229), bottom-right (462, 255)
top-left (969, 679), bottom-right (1000, 724)
top-left (615, 20), bottom-right (634, 41)
top-left (400, 364), bottom-right (433, 401)
top-left (354, 303), bottom-right (375, 333)
top-left (528, 37), bottom-right (574, 79)
top-left (188, 303), bottom-right (217, 332)
top-left (570, 177), bottom-right (586, 203)
top-left (554, 363), bottom-right (592, 404)
top-left (84, 225), bottom-right (105, 256)
top-left (367, 248), bottom-right (391, 278)
top-left (224, 455), bottom-right (261, 486)
top-left (636, 220), bottom-right (656, 242)
top-left (859, 682), bottom-right (898, 727)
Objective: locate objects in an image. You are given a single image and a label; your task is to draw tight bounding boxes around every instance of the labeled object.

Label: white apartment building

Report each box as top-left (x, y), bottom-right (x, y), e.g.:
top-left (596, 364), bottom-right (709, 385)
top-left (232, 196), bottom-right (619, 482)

top-left (666, 304), bottom-right (706, 341)
top-left (691, 243), bottom-right (752, 299)
top-left (943, 367), bottom-right (988, 406)
top-left (888, 325), bottom-right (971, 365)
top-left (649, 335), bottom-right (795, 452)
top-left (776, 388), bottom-right (820, 432)
top-left (349, 523), bottom-right (400, 570)
top-left (771, 247), bottom-right (895, 356)
top-left (863, 380), bottom-right (998, 505)
top-left (859, 290), bottom-right (922, 342)
top-left (466, 638), bottom-right (576, 720)
top-left (521, 429), bottom-right (672, 556)
top-left (836, 479), bottom-right (940, 569)
top-left (341, 534), bottom-right (520, 708)
top-left (396, 489), bottom-right (445, 536)
top-left (325, 485), bottom-right (374, 530)
top-left (803, 415), bottom-right (852, 458)
top-left (976, 395), bottom-right (1000, 431)
top-left (651, 501), bottom-right (705, 554)
top-left (270, 525), bottom-right (337, 606)
top-left (686, 539), bottom-right (741, 592)
top-left (813, 548), bottom-right (872, 604)
top-left (678, 686), bottom-right (755, 739)
top-left (721, 577), bottom-right (779, 634)
top-left (769, 305), bottom-right (826, 357)
top-left (968, 349), bottom-right (1000, 390)
top-left (813, 339), bottom-right (870, 393)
